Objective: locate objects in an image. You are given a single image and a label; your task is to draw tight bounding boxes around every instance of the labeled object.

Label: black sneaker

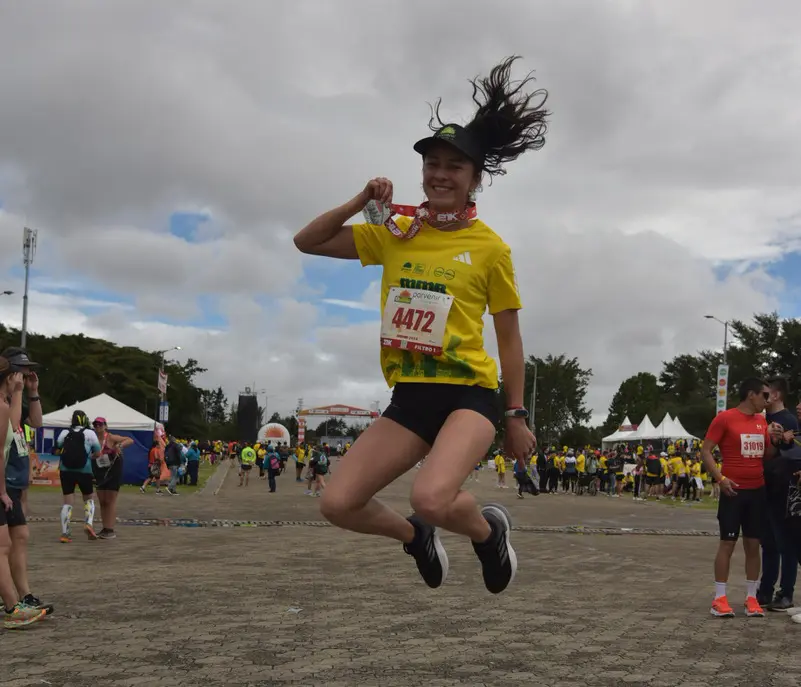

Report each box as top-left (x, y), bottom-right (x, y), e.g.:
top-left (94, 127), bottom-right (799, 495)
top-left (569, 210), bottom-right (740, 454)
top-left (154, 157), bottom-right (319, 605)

top-left (768, 594), bottom-right (794, 611)
top-left (403, 515), bottom-right (449, 588)
top-left (22, 594), bottom-right (54, 616)
top-left (472, 503), bottom-right (517, 594)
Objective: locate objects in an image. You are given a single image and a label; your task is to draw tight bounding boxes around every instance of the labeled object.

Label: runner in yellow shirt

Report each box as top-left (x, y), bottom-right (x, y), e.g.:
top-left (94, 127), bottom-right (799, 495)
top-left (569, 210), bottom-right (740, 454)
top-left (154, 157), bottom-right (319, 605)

top-left (295, 56), bottom-right (545, 594)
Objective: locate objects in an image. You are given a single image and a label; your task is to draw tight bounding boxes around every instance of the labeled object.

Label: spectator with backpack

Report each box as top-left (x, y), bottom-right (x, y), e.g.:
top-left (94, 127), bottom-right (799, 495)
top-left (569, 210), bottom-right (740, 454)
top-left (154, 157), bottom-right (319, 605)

top-left (54, 410), bottom-right (102, 542)
top-left (163, 436), bottom-right (185, 495)
top-left (265, 447), bottom-right (282, 493)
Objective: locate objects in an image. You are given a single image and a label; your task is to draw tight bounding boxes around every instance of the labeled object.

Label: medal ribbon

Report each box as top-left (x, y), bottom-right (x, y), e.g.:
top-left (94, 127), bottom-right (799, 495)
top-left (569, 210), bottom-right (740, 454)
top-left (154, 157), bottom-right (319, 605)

top-left (364, 200), bottom-right (477, 240)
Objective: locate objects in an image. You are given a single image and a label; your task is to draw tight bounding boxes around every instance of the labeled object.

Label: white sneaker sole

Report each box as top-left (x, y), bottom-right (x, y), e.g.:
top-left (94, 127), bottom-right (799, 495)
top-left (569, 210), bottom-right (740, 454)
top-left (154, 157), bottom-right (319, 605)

top-left (430, 529), bottom-right (449, 587)
top-left (786, 607), bottom-right (801, 616)
top-left (481, 503), bottom-right (518, 589)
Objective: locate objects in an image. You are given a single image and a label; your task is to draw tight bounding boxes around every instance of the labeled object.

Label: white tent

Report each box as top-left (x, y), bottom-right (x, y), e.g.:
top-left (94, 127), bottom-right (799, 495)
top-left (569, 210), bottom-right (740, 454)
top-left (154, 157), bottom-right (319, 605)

top-left (653, 413), bottom-right (674, 438)
top-left (602, 416), bottom-right (638, 446)
top-left (41, 393), bottom-right (159, 431)
top-left (628, 415), bottom-right (657, 440)
top-left (666, 416), bottom-right (698, 440)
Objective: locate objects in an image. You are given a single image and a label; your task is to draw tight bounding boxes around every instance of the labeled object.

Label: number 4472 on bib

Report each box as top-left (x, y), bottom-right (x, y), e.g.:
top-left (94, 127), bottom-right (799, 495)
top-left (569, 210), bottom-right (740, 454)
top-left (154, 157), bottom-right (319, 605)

top-left (380, 287), bottom-right (454, 357)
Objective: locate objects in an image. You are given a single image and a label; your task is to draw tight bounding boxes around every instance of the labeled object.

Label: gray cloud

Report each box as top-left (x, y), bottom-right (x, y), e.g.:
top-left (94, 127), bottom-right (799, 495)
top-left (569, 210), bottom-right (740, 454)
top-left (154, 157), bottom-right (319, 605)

top-left (0, 0), bottom-right (798, 424)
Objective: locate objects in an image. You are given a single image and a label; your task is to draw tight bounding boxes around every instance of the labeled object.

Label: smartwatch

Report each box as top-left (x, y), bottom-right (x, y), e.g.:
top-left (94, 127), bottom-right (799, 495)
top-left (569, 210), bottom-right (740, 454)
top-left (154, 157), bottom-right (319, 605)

top-left (505, 407), bottom-right (529, 419)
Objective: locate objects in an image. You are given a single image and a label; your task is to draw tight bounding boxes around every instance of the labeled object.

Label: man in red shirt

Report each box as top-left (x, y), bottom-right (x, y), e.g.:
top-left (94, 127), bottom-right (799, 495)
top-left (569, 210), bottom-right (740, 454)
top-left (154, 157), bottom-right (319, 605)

top-left (702, 377), bottom-right (783, 618)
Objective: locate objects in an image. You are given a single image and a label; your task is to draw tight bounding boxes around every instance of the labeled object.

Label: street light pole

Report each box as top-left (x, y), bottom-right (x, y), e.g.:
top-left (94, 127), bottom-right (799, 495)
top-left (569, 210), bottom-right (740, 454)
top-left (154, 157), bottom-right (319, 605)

top-left (704, 315), bottom-right (729, 364)
top-left (154, 346), bottom-right (182, 430)
top-left (21, 228), bottom-right (37, 348)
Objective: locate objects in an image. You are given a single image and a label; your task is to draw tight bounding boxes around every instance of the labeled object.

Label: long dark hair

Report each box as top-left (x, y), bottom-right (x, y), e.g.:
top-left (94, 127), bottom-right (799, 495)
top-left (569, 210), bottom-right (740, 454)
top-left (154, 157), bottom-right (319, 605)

top-left (428, 55), bottom-right (549, 178)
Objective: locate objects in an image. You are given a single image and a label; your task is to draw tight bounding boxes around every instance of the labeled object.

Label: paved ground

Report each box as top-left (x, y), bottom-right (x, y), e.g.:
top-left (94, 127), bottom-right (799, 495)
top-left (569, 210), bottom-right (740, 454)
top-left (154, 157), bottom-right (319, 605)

top-left (5, 461), bottom-right (801, 687)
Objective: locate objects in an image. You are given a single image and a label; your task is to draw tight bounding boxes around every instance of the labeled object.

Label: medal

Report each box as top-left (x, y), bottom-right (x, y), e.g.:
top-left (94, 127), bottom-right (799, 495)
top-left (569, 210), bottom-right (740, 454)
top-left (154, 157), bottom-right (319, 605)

top-left (363, 200), bottom-right (477, 240)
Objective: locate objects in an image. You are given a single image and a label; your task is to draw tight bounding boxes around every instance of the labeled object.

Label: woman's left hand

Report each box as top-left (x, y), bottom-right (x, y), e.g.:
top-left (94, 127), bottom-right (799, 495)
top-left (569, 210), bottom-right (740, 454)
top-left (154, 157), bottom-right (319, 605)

top-left (504, 419), bottom-right (536, 467)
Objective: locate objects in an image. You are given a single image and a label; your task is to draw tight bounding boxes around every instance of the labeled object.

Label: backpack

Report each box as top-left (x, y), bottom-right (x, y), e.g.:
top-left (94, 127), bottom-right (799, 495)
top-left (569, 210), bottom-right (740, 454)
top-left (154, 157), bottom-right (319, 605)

top-left (586, 456), bottom-right (598, 474)
top-left (165, 442), bottom-right (182, 467)
top-left (607, 456), bottom-right (622, 472)
top-left (60, 428), bottom-right (88, 470)
top-left (646, 456), bottom-right (662, 476)
top-left (269, 453), bottom-right (281, 470)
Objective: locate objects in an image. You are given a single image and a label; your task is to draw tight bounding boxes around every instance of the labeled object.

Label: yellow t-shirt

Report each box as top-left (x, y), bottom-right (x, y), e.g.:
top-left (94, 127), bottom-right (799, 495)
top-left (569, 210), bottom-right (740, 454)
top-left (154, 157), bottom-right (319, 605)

top-left (691, 462), bottom-right (702, 478)
top-left (296, 447), bottom-right (306, 462)
top-left (599, 455), bottom-right (608, 470)
top-left (669, 456), bottom-right (685, 476)
top-left (352, 217), bottom-right (521, 389)
top-left (494, 455), bottom-right (506, 473)
top-left (576, 454), bottom-right (586, 473)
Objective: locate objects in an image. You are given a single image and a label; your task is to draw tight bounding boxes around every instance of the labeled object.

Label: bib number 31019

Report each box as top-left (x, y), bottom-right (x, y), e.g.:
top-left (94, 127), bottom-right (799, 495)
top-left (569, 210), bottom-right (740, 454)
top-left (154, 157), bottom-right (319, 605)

top-left (380, 287), bottom-right (453, 356)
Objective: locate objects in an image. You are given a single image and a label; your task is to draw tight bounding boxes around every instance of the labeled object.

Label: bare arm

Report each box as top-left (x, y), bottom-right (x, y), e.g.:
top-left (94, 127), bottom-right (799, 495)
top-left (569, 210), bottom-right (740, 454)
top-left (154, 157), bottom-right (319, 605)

top-left (0, 401), bottom-right (9, 495)
top-left (294, 178), bottom-right (392, 259)
top-left (109, 433), bottom-right (134, 450)
top-left (494, 309), bottom-right (525, 408)
top-left (25, 372), bottom-right (43, 427)
top-left (701, 439), bottom-right (723, 483)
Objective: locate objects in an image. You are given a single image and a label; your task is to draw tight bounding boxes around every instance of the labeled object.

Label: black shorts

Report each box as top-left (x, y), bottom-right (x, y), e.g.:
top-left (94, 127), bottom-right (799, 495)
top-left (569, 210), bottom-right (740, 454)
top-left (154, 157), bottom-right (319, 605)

top-left (241, 464), bottom-right (253, 471)
top-left (717, 487), bottom-right (766, 541)
top-left (382, 382), bottom-right (499, 447)
top-left (60, 471), bottom-right (94, 496)
top-left (646, 475), bottom-right (662, 486)
top-left (94, 456), bottom-right (123, 491)
top-left (2, 489), bottom-right (26, 528)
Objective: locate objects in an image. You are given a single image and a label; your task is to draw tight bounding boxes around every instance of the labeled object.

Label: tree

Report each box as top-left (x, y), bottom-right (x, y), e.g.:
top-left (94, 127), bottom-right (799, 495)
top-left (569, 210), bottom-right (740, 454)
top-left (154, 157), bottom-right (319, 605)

top-left (503, 353), bottom-right (592, 446)
top-left (314, 418), bottom-right (348, 437)
top-left (602, 372), bottom-right (662, 434)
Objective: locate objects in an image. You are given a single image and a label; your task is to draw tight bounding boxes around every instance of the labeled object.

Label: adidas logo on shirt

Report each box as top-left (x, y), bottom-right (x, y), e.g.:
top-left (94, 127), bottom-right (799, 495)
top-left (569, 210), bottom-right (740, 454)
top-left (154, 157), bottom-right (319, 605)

top-left (453, 252), bottom-right (472, 265)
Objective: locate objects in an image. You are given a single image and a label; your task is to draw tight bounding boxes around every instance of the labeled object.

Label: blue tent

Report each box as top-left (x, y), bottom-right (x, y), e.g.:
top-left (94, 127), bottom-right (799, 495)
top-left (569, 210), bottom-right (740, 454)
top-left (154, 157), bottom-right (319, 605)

top-left (38, 393), bottom-right (163, 484)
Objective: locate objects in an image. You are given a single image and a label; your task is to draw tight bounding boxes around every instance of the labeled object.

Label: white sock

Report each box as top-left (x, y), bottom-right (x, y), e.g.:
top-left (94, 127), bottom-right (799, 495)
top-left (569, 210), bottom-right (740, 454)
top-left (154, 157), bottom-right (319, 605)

top-left (747, 580), bottom-right (758, 599)
top-left (84, 499), bottom-right (95, 526)
top-left (714, 581), bottom-right (727, 599)
top-left (60, 504), bottom-right (72, 536)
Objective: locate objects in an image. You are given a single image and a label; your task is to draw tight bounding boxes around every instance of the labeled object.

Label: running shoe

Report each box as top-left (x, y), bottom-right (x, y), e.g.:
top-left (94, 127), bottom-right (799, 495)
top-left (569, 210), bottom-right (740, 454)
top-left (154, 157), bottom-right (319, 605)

top-left (710, 596), bottom-right (735, 617)
top-left (744, 596), bottom-right (766, 617)
top-left (472, 503), bottom-right (517, 594)
top-left (3, 603), bottom-right (46, 629)
top-left (97, 529), bottom-right (117, 540)
top-left (85, 524), bottom-right (97, 540)
top-left (59, 535), bottom-right (72, 544)
top-left (786, 607), bottom-right (801, 616)
top-left (21, 594), bottom-right (54, 616)
top-left (792, 614), bottom-right (801, 625)
top-left (403, 515), bottom-right (449, 589)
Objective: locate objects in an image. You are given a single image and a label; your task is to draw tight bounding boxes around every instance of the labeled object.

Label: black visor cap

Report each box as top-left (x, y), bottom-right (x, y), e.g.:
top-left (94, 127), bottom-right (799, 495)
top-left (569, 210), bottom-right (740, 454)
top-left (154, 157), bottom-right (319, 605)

top-left (413, 124), bottom-right (484, 168)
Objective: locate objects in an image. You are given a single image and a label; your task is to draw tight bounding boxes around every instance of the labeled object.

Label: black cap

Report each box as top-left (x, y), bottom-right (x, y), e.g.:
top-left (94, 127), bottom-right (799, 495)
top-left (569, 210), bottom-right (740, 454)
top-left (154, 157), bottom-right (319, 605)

top-left (1, 347), bottom-right (39, 370)
top-left (413, 124), bottom-right (484, 168)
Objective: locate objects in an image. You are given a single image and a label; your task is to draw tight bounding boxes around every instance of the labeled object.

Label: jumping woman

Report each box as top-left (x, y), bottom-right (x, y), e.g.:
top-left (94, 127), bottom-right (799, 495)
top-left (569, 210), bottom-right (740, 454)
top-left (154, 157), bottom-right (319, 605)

top-left (294, 56), bottom-right (547, 593)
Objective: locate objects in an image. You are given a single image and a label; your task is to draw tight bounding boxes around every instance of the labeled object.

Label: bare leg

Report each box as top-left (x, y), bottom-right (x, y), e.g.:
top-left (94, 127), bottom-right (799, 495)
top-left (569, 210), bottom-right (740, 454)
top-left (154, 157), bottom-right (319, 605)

top-left (714, 540), bottom-right (737, 582)
top-left (410, 410), bottom-right (495, 543)
top-left (0, 526), bottom-right (20, 609)
top-left (9, 525), bottom-right (30, 598)
top-left (320, 417), bottom-right (428, 543)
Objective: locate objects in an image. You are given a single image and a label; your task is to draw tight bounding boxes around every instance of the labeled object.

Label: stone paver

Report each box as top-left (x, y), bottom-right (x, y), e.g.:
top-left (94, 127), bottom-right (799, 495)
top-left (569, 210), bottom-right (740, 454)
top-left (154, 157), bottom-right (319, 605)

top-left (4, 463), bottom-right (797, 686)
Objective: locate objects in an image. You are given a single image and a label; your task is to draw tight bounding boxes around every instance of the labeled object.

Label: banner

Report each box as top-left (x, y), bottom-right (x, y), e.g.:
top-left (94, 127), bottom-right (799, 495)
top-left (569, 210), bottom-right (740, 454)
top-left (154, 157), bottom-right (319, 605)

top-left (159, 401), bottom-right (169, 423)
top-left (298, 418), bottom-right (306, 445)
top-left (716, 364), bottom-right (729, 415)
top-left (158, 369), bottom-right (168, 395)
top-left (30, 451), bottom-right (61, 487)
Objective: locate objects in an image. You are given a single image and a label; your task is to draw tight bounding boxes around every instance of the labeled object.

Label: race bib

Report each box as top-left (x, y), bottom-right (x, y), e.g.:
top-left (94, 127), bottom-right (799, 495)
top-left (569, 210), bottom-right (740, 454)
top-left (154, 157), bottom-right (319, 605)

top-left (380, 287), bottom-right (454, 356)
top-left (96, 455), bottom-right (111, 468)
top-left (740, 433), bottom-right (765, 459)
top-left (12, 430), bottom-right (28, 457)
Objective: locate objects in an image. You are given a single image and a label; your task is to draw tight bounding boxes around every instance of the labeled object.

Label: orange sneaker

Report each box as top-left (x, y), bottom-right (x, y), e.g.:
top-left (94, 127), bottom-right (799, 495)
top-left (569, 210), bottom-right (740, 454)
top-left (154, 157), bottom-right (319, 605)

top-left (711, 595), bottom-right (735, 617)
top-left (85, 524), bottom-right (97, 540)
top-left (59, 535), bottom-right (71, 543)
top-left (744, 596), bottom-right (765, 617)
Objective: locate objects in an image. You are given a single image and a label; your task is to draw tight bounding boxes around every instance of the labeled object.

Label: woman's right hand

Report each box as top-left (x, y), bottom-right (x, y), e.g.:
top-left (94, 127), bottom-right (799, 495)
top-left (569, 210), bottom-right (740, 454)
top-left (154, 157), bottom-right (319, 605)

top-left (359, 177), bottom-right (393, 207)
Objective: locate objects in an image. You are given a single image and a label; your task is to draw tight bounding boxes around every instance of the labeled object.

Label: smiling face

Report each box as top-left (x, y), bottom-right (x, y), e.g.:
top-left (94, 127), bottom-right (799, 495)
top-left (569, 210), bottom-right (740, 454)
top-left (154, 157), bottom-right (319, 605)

top-left (421, 143), bottom-right (479, 212)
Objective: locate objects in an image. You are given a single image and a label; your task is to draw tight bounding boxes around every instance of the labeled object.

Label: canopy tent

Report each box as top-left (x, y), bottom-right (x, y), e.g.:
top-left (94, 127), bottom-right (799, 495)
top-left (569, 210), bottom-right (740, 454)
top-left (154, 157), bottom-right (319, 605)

top-left (38, 393), bottom-right (161, 484)
top-left (664, 416), bottom-right (698, 440)
top-left (653, 413), bottom-right (674, 438)
top-left (602, 416), bottom-right (638, 446)
top-left (628, 415), bottom-right (657, 440)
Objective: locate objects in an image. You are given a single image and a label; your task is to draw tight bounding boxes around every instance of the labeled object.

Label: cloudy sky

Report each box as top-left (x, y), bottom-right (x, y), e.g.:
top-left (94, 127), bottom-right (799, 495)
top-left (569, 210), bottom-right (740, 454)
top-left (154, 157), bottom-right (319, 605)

top-left (1, 0), bottom-right (799, 425)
